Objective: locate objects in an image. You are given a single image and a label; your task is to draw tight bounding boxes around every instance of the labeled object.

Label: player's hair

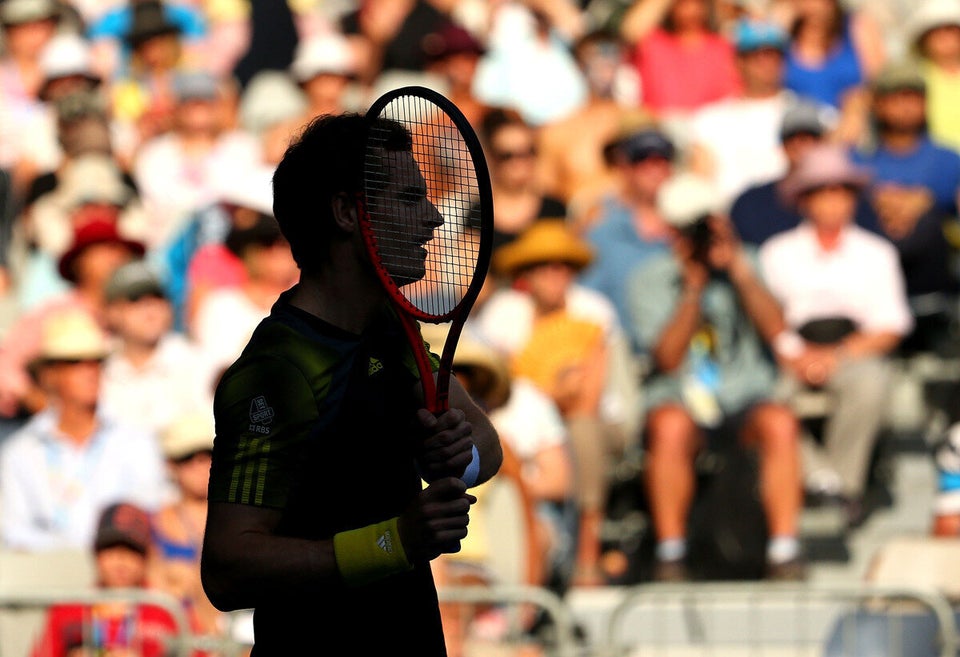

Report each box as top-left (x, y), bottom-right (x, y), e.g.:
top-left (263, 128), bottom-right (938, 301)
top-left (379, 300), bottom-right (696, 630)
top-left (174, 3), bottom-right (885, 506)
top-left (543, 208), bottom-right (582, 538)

top-left (272, 112), bottom-right (411, 272)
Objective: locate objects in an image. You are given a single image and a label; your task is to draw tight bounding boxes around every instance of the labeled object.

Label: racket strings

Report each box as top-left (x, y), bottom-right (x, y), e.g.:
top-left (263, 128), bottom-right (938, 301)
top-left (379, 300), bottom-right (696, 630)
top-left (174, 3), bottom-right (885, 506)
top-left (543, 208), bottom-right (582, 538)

top-left (365, 95), bottom-right (482, 318)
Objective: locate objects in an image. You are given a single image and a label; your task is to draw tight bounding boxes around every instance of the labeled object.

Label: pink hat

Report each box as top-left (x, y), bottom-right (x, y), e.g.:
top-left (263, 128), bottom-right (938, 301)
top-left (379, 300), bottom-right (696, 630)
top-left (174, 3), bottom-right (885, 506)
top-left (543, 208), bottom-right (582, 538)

top-left (780, 143), bottom-right (871, 205)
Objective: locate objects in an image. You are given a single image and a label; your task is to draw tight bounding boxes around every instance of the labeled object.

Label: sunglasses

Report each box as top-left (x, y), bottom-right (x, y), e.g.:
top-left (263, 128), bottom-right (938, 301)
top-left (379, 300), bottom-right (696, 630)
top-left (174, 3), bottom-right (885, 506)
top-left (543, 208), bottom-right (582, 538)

top-left (494, 147), bottom-right (537, 163)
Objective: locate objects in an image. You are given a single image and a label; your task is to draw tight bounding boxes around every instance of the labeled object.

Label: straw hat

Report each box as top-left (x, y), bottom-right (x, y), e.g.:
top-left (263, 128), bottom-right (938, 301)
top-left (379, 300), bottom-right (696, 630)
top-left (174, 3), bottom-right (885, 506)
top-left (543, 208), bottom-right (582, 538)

top-left (0, 0), bottom-right (59, 27)
top-left (492, 219), bottom-right (594, 277)
top-left (161, 412), bottom-right (215, 460)
top-left (35, 309), bottom-right (110, 363)
top-left (780, 143), bottom-right (871, 204)
top-left (657, 172), bottom-right (723, 229)
top-left (55, 154), bottom-right (133, 211)
top-left (420, 323), bottom-right (511, 409)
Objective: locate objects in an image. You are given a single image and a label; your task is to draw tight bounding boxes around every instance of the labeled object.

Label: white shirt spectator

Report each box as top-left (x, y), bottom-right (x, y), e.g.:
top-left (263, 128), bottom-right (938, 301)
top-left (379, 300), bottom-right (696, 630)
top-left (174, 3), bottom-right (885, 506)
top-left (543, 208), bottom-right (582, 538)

top-left (100, 332), bottom-right (216, 437)
top-left (490, 377), bottom-right (569, 474)
top-left (759, 221), bottom-right (914, 336)
top-left (0, 409), bottom-right (169, 551)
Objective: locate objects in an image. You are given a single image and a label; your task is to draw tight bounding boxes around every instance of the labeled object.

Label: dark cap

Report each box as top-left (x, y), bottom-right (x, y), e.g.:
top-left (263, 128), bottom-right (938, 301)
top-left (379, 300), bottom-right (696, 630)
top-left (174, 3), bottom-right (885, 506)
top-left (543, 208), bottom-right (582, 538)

top-left (104, 259), bottom-right (166, 302)
top-left (606, 128), bottom-right (676, 165)
top-left (421, 21), bottom-right (486, 62)
top-left (94, 502), bottom-right (151, 555)
top-left (125, 0), bottom-right (180, 47)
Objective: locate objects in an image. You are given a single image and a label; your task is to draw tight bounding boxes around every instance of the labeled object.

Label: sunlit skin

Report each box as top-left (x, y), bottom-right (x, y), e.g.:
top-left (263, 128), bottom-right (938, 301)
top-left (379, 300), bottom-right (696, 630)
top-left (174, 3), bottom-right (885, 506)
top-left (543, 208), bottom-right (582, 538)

top-left (799, 184), bottom-right (858, 235)
top-left (96, 545), bottom-right (149, 588)
top-left (367, 150), bottom-right (444, 287)
top-left (921, 25), bottom-right (960, 68)
top-left (43, 360), bottom-right (102, 411)
top-left (108, 294), bottom-right (172, 349)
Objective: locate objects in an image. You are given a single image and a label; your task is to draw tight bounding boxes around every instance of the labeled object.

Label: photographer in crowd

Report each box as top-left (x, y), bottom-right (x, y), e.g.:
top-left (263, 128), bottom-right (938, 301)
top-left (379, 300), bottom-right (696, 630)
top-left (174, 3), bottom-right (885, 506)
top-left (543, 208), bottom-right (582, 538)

top-left (626, 172), bottom-right (804, 581)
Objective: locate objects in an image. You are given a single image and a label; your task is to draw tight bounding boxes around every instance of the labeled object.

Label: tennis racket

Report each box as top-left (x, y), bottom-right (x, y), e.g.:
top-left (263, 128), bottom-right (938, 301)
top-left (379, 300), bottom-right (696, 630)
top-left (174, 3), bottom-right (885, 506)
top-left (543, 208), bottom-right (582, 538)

top-left (360, 86), bottom-right (493, 414)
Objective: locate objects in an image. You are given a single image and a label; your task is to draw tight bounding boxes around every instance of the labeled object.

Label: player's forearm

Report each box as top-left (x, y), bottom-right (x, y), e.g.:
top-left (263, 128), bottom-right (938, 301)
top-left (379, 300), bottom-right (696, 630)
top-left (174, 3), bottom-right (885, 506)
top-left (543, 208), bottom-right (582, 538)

top-left (201, 508), bottom-right (341, 610)
top-left (469, 407), bottom-right (502, 486)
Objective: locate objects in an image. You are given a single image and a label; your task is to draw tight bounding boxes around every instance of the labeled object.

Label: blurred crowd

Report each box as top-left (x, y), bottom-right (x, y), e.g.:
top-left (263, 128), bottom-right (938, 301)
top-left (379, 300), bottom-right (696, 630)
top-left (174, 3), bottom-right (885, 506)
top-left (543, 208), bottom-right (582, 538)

top-left (3, 0), bottom-right (960, 653)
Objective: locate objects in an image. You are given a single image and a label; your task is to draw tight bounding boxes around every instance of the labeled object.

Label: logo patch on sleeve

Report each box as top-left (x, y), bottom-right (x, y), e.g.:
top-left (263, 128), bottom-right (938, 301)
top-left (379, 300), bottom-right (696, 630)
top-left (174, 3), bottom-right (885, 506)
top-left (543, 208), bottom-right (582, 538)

top-left (248, 395), bottom-right (275, 434)
top-left (368, 357), bottom-right (384, 376)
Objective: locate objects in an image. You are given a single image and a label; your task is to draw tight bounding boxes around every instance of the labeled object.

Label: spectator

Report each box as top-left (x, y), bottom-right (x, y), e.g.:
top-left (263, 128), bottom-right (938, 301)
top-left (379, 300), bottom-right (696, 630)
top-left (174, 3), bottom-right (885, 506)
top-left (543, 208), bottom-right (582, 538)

top-left (160, 165), bottom-right (274, 331)
top-left (0, 309), bottom-right (168, 551)
top-left (131, 68), bottom-right (261, 250)
top-left (474, 219), bottom-right (640, 586)
top-left (760, 144), bottom-right (913, 527)
top-left (425, 324), bottom-right (576, 651)
top-left (686, 18), bottom-right (793, 207)
top-left (152, 412), bottom-right (222, 637)
top-left (576, 120), bottom-right (676, 352)
top-left (190, 211), bottom-right (297, 372)
top-left (479, 108), bottom-right (566, 253)
top-left (338, 0), bottom-right (451, 87)
top-left (30, 501), bottom-right (201, 657)
top-left (100, 259), bottom-right (216, 436)
top-left (855, 59), bottom-right (960, 216)
top-left (627, 172), bottom-right (804, 581)
top-left (238, 70), bottom-right (309, 167)
top-left (16, 32), bottom-right (104, 185)
top-left (88, 0), bottom-right (208, 81)
top-left (537, 28), bottom-right (637, 213)
top-left (0, 0), bottom-right (63, 193)
top-left (289, 30), bottom-right (359, 122)
top-left (421, 19), bottom-right (491, 130)
top-left (730, 98), bottom-right (880, 246)
top-left (931, 421), bottom-right (960, 536)
top-left (781, 0), bottom-right (885, 144)
top-left (619, 0), bottom-right (741, 118)
top-left (906, 0), bottom-right (960, 153)
top-left (15, 151), bottom-right (148, 311)
top-left (472, 1), bottom-right (588, 127)
top-left (852, 59), bottom-right (960, 354)
top-left (108, 0), bottom-right (194, 150)
top-left (0, 219), bottom-right (146, 420)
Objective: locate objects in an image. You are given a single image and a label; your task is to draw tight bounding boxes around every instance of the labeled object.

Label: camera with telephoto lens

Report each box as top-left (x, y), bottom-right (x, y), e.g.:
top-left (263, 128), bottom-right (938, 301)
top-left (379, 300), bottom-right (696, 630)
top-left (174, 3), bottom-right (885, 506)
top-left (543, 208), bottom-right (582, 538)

top-left (681, 214), bottom-right (714, 263)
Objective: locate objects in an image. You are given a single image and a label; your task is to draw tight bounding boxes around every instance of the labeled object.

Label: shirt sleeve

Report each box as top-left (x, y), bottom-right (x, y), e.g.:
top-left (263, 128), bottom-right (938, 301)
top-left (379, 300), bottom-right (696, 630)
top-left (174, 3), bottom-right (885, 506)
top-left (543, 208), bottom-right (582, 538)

top-left (626, 256), bottom-right (680, 354)
top-left (209, 355), bottom-right (321, 508)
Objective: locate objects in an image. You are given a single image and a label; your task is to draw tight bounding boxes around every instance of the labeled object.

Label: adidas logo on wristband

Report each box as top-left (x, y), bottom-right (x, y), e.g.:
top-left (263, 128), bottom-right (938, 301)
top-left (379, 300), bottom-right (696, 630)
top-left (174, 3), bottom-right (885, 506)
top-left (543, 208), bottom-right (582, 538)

top-left (377, 530), bottom-right (394, 554)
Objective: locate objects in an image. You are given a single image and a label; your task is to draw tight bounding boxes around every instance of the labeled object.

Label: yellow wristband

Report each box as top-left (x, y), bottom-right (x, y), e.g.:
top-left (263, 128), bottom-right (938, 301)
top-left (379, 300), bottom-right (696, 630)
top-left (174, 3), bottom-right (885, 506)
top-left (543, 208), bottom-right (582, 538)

top-left (333, 517), bottom-right (412, 587)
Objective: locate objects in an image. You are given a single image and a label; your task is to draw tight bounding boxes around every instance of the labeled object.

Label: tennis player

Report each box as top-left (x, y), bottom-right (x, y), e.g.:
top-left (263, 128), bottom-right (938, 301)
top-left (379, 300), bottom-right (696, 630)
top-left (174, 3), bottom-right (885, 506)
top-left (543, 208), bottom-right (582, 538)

top-left (200, 113), bottom-right (502, 655)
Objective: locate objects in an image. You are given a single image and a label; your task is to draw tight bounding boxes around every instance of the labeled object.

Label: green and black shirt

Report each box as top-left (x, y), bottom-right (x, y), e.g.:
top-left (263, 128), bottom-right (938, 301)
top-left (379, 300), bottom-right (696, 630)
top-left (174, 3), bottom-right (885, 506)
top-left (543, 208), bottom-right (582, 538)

top-left (209, 289), bottom-right (445, 655)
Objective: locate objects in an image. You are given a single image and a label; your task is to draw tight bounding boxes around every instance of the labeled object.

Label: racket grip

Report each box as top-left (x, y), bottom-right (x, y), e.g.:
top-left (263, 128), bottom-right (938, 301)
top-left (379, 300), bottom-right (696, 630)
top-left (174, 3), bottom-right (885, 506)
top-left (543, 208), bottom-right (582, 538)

top-left (462, 444), bottom-right (480, 488)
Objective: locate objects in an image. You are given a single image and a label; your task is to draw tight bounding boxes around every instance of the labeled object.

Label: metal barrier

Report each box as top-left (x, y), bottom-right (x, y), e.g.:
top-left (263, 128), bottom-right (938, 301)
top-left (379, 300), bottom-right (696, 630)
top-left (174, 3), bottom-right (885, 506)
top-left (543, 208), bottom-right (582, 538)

top-left (438, 584), bottom-right (583, 657)
top-left (599, 582), bottom-right (960, 657)
top-left (0, 588), bottom-right (247, 657)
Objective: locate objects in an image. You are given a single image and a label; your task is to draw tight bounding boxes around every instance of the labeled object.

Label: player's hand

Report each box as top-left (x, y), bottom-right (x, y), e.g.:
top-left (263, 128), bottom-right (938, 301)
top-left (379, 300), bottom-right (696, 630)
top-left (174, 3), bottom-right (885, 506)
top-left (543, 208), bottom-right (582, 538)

top-left (413, 408), bottom-right (475, 482)
top-left (397, 477), bottom-right (476, 562)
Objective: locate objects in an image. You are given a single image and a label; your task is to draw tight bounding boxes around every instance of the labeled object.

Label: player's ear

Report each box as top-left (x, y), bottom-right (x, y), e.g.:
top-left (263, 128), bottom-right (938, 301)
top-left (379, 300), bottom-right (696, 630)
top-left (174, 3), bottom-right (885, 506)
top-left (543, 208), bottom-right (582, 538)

top-left (331, 192), bottom-right (358, 232)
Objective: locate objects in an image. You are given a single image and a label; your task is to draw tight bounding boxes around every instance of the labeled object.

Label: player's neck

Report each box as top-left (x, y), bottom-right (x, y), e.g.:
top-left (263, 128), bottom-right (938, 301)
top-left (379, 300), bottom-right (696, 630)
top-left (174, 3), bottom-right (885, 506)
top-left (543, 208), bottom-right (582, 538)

top-left (288, 273), bottom-right (383, 335)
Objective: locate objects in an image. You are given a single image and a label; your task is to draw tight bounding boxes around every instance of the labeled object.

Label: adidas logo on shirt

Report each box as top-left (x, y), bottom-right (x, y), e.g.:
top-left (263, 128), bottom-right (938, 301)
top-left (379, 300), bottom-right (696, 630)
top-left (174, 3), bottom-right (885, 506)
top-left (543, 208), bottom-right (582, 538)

top-left (368, 357), bottom-right (384, 376)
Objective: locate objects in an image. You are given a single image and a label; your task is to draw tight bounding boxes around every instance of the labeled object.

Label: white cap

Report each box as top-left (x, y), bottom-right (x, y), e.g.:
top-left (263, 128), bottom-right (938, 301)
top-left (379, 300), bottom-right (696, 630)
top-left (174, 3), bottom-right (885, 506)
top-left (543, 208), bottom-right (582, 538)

top-left (40, 32), bottom-right (97, 83)
top-left (214, 165), bottom-right (275, 216)
top-left (906, 0), bottom-right (960, 49)
top-left (290, 32), bottom-right (357, 83)
top-left (657, 172), bottom-right (723, 228)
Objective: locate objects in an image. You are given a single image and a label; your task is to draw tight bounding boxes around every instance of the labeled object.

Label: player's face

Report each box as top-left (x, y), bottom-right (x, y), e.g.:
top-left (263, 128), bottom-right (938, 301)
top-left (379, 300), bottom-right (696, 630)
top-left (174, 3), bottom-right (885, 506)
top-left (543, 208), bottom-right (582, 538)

top-left (367, 150), bottom-right (444, 286)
